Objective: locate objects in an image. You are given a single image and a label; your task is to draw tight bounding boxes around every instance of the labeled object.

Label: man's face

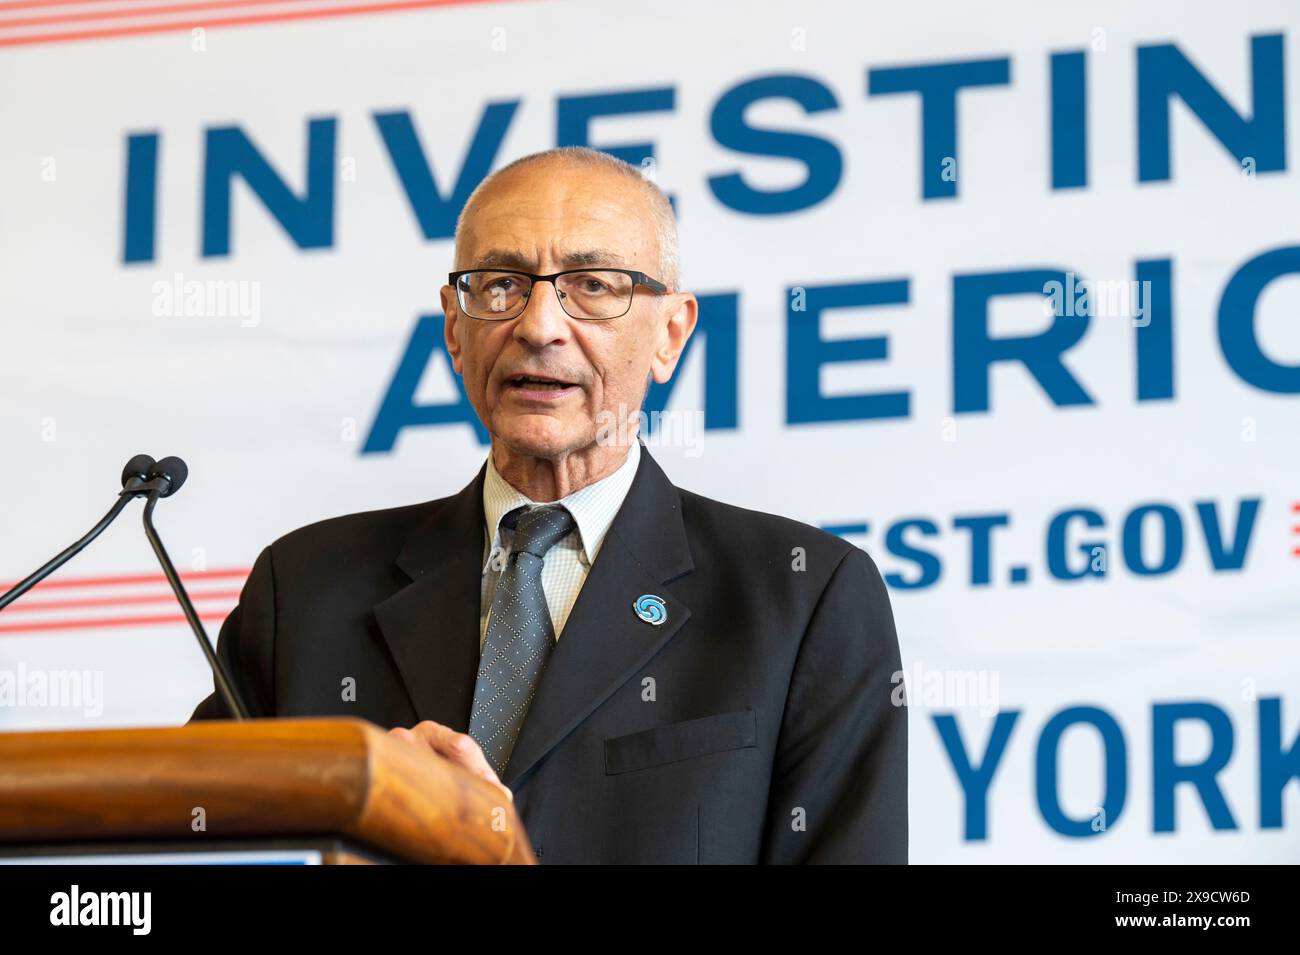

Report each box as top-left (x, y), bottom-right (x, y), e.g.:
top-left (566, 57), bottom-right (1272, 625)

top-left (441, 162), bottom-right (694, 461)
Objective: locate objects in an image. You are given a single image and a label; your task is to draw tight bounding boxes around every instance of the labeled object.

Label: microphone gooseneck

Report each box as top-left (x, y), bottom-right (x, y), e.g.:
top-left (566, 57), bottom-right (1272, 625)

top-left (140, 478), bottom-right (249, 720)
top-left (0, 453), bottom-right (251, 720)
top-left (0, 452), bottom-right (158, 611)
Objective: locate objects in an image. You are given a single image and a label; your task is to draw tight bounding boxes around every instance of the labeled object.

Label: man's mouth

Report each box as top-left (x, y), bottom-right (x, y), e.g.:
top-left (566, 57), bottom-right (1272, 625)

top-left (503, 374), bottom-right (580, 397)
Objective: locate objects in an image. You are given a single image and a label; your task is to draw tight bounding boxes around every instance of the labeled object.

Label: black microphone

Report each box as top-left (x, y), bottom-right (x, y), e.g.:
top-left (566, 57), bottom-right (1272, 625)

top-left (137, 455), bottom-right (249, 720)
top-left (121, 452), bottom-right (157, 492)
top-left (0, 453), bottom-right (158, 611)
top-left (0, 453), bottom-right (250, 720)
top-left (148, 455), bottom-right (188, 497)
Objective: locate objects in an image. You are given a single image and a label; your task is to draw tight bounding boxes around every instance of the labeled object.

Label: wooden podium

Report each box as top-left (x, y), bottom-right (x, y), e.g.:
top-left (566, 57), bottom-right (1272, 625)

top-left (0, 717), bottom-right (535, 865)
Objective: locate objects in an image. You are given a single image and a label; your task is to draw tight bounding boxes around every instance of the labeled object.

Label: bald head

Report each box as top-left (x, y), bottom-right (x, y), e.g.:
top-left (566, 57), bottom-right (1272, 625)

top-left (453, 147), bottom-right (679, 291)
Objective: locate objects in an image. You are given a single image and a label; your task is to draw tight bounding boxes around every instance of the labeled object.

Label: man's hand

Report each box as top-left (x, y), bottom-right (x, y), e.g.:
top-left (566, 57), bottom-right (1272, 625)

top-left (388, 721), bottom-right (513, 803)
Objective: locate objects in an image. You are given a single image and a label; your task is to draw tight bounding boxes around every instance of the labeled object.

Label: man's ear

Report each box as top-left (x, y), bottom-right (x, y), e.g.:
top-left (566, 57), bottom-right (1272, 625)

top-left (441, 285), bottom-right (464, 375)
top-left (649, 293), bottom-right (698, 384)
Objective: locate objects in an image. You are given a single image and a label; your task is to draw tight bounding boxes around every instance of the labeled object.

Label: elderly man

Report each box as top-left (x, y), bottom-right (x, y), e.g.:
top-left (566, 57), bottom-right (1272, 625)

top-left (190, 146), bottom-right (906, 864)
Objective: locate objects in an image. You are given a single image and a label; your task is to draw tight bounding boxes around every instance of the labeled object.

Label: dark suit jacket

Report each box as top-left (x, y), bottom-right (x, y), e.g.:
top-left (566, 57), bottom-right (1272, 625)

top-left (190, 444), bottom-right (907, 863)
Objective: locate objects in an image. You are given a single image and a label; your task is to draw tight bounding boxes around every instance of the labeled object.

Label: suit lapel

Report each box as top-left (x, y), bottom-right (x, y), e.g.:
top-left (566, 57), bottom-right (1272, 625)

top-left (372, 462), bottom-right (486, 732)
top-left (502, 446), bottom-right (695, 788)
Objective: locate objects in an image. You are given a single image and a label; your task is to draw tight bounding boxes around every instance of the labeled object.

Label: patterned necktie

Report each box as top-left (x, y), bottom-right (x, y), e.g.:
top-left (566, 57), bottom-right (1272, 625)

top-left (469, 504), bottom-right (577, 776)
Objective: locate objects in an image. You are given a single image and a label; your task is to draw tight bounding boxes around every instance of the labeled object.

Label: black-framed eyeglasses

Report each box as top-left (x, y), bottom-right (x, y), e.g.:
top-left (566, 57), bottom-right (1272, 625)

top-left (449, 268), bottom-right (668, 321)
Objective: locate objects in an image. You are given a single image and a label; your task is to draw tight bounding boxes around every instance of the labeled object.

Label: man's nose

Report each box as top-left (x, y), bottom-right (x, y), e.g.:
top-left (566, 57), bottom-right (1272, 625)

top-left (512, 278), bottom-right (573, 347)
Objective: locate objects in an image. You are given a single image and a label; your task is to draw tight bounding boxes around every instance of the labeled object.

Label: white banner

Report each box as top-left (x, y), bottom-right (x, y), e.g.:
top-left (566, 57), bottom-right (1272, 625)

top-left (1, 0), bottom-right (1298, 862)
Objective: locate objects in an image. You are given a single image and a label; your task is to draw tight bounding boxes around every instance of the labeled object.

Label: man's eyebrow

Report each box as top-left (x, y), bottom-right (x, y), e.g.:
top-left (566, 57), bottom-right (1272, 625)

top-left (471, 248), bottom-right (630, 270)
top-left (558, 249), bottom-right (629, 268)
top-left (474, 249), bottom-right (533, 269)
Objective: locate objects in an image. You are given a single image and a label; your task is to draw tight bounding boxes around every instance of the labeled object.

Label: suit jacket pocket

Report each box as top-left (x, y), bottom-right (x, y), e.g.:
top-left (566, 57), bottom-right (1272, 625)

top-left (604, 708), bottom-right (758, 775)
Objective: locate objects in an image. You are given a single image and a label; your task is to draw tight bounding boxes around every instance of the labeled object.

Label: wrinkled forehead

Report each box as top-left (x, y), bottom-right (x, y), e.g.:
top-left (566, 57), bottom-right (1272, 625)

top-left (457, 164), bottom-right (659, 273)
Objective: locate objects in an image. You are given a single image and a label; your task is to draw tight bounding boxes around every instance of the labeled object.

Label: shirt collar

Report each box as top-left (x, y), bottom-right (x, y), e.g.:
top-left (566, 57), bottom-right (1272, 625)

top-left (481, 440), bottom-right (641, 572)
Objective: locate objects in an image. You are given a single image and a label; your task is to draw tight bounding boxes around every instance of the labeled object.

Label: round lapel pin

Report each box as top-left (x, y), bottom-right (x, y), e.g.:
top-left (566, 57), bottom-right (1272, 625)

top-left (632, 594), bottom-right (667, 626)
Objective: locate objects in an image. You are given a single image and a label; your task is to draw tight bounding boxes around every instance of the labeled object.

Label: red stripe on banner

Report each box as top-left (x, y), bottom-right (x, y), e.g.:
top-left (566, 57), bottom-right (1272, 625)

top-left (0, 611), bottom-right (231, 634)
top-left (0, 0), bottom-right (509, 47)
top-left (0, 567), bottom-right (248, 635)
top-left (0, 0), bottom-right (322, 29)
top-left (0, 567), bottom-right (251, 591)
top-left (6, 589), bottom-right (243, 612)
top-left (0, 0), bottom-right (136, 11)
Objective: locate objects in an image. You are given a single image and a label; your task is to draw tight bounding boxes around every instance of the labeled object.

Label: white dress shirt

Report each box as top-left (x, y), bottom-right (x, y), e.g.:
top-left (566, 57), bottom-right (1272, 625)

top-left (479, 440), bottom-right (641, 649)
